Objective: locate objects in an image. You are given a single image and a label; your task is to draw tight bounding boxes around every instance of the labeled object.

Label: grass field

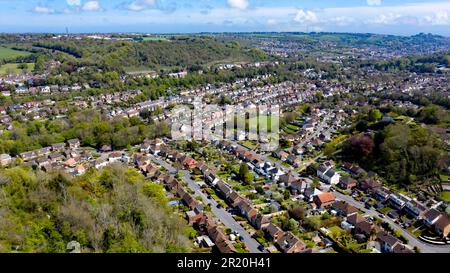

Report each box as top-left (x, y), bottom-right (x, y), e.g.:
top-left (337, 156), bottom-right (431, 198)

top-left (0, 63), bottom-right (35, 75)
top-left (0, 47), bottom-right (31, 60)
top-left (440, 191), bottom-right (450, 202)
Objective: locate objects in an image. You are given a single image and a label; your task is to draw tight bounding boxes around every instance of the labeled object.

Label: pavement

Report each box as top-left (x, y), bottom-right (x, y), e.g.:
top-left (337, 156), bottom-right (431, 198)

top-left (148, 154), bottom-right (263, 253)
top-left (333, 191), bottom-right (450, 253)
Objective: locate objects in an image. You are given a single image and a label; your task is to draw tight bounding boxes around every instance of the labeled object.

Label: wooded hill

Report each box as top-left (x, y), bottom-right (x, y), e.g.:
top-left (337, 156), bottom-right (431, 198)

top-left (32, 37), bottom-right (267, 72)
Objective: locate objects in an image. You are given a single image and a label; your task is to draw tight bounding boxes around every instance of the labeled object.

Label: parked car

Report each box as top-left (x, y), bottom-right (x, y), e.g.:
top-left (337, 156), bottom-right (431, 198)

top-left (378, 214), bottom-right (385, 219)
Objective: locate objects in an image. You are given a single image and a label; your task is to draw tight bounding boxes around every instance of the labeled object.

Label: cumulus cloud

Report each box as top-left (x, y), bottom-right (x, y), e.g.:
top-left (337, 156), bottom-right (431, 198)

top-left (293, 9), bottom-right (318, 24)
top-left (82, 1), bottom-right (103, 12)
top-left (367, 0), bottom-right (382, 6)
top-left (67, 0), bottom-right (81, 6)
top-left (424, 11), bottom-right (450, 25)
top-left (32, 6), bottom-right (55, 14)
top-left (228, 0), bottom-right (249, 10)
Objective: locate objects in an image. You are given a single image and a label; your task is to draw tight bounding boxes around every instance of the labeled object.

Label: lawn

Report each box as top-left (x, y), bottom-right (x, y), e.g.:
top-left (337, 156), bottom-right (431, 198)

top-left (0, 63), bottom-right (35, 75)
top-left (0, 47), bottom-right (31, 60)
top-left (440, 191), bottom-right (450, 202)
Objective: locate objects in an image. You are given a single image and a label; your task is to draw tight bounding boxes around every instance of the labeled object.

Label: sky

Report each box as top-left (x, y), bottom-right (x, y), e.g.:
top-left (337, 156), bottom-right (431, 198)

top-left (1, 0), bottom-right (450, 36)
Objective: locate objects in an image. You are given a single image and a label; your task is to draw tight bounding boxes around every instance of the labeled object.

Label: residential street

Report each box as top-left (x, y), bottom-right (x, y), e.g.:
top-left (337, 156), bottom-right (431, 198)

top-left (148, 154), bottom-right (263, 253)
top-left (334, 191), bottom-right (450, 253)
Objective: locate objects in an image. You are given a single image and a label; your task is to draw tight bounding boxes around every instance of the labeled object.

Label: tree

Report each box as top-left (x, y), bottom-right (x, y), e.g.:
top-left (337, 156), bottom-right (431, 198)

top-left (368, 109), bottom-right (382, 122)
top-left (238, 163), bottom-right (253, 185)
top-left (343, 135), bottom-right (374, 159)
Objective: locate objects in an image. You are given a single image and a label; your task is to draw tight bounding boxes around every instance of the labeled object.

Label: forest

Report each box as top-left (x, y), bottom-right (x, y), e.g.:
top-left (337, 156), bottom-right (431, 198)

top-left (0, 163), bottom-right (190, 253)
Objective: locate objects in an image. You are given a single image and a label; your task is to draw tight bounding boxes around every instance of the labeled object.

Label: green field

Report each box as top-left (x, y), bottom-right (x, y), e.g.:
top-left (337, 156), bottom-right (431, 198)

top-left (440, 191), bottom-right (450, 202)
top-left (0, 47), bottom-right (31, 60)
top-left (0, 63), bottom-right (35, 75)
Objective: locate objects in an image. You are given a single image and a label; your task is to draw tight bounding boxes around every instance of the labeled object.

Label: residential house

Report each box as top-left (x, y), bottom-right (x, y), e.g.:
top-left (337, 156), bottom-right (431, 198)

top-left (216, 180), bottom-right (232, 199)
top-left (313, 192), bottom-right (336, 208)
top-left (51, 143), bottom-right (66, 152)
top-left (264, 223), bottom-right (284, 241)
top-left (332, 201), bottom-right (358, 217)
top-left (278, 172), bottom-right (300, 187)
top-left (434, 214), bottom-right (450, 238)
top-left (404, 200), bottom-right (427, 220)
top-left (376, 231), bottom-right (412, 253)
top-left (254, 213), bottom-right (270, 230)
top-left (322, 169), bottom-right (340, 184)
top-left (337, 176), bottom-right (357, 190)
top-left (67, 138), bottom-right (80, 149)
top-left (276, 232), bottom-right (305, 253)
top-left (237, 199), bottom-right (258, 222)
top-left (423, 208), bottom-right (442, 227)
top-left (358, 178), bottom-right (381, 193)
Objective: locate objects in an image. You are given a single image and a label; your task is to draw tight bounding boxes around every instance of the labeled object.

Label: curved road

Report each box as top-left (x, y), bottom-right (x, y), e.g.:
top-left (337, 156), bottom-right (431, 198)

top-left (334, 191), bottom-right (450, 253)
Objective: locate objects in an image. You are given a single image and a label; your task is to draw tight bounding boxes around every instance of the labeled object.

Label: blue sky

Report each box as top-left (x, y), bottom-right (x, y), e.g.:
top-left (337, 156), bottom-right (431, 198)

top-left (1, 0), bottom-right (450, 35)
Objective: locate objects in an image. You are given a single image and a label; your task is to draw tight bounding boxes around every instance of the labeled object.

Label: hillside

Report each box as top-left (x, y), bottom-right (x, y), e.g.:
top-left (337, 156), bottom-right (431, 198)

top-left (0, 164), bottom-right (190, 253)
top-left (32, 37), bottom-right (266, 72)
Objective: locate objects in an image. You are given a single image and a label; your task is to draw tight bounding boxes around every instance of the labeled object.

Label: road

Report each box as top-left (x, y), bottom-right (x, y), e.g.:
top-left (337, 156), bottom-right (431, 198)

top-left (148, 154), bottom-right (263, 253)
top-left (333, 191), bottom-right (450, 253)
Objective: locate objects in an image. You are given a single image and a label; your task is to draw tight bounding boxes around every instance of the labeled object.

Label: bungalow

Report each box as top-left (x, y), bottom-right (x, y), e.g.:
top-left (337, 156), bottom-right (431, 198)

top-left (276, 232), bottom-right (305, 253)
top-left (423, 208), bottom-right (442, 227)
top-left (434, 214), bottom-right (450, 238)
top-left (338, 176), bottom-right (357, 190)
top-left (313, 192), bottom-right (336, 208)
top-left (332, 201), bottom-right (358, 217)
top-left (264, 223), bottom-right (284, 242)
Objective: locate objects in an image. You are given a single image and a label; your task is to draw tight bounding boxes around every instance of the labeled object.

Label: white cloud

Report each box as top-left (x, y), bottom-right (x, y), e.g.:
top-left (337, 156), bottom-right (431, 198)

top-left (126, 0), bottom-right (156, 11)
top-left (267, 19), bottom-right (278, 26)
top-left (367, 0), bottom-right (382, 6)
top-left (424, 11), bottom-right (450, 25)
top-left (82, 1), bottom-right (103, 12)
top-left (32, 6), bottom-right (55, 14)
top-left (228, 0), bottom-right (249, 10)
top-left (67, 0), bottom-right (81, 6)
top-left (293, 9), bottom-right (318, 24)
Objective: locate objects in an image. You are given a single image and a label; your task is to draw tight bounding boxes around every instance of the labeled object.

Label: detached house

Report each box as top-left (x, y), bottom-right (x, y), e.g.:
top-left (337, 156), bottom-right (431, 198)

top-left (332, 201), bottom-right (358, 217)
top-left (313, 192), bottom-right (336, 208)
top-left (264, 223), bottom-right (283, 241)
top-left (276, 232), bottom-right (305, 253)
top-left (338, 176), bottom-right (357, 190)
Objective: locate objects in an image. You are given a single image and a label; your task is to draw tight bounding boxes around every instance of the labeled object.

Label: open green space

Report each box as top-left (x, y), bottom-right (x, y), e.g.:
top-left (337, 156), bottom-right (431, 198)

top-left (0, 47), bottom-right (31, 60)
top-left (0, 63), bottom-right (35, 75)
